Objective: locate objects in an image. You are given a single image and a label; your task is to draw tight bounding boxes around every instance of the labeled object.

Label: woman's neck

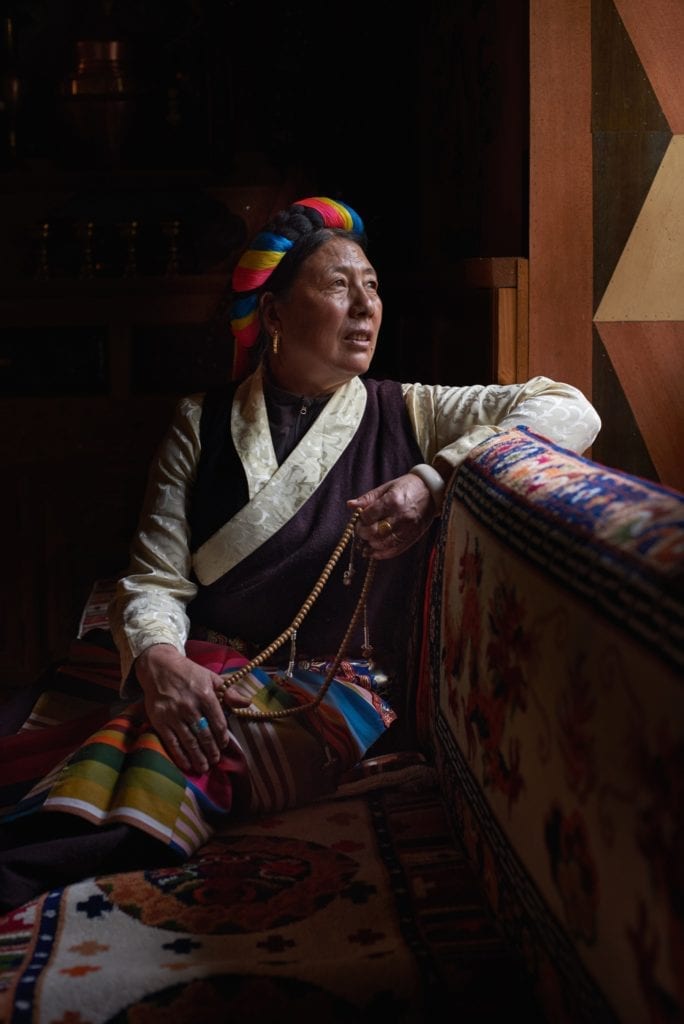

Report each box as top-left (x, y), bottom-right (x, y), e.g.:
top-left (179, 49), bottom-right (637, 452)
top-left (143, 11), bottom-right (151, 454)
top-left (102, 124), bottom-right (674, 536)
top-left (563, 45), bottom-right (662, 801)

top-left (263, 359), bottom-right (352, 398)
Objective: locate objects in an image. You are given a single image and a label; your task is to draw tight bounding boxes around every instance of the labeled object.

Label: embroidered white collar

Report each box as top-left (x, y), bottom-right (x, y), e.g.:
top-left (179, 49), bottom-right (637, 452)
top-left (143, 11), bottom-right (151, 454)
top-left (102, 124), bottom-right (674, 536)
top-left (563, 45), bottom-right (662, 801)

top-left (192, 366), bottom-right (367, 585)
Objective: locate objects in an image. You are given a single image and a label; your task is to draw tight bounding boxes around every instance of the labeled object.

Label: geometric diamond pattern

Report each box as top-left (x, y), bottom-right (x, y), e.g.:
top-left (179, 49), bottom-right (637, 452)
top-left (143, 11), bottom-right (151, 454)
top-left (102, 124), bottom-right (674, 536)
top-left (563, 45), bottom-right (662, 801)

top-left (614, 0), bottom-right (684, 132)
top-left (594, 136), bottom-right (684, 321)
top-left (589, 0), bottom-right (684, 489)
top-left (595, 321), bottom-right (684, 490)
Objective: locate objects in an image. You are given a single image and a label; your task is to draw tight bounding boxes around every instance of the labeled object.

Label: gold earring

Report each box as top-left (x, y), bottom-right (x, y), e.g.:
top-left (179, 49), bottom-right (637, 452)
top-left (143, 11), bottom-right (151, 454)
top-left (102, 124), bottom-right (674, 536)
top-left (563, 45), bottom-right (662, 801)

top-left (272, 330), bottom-right (279, 355)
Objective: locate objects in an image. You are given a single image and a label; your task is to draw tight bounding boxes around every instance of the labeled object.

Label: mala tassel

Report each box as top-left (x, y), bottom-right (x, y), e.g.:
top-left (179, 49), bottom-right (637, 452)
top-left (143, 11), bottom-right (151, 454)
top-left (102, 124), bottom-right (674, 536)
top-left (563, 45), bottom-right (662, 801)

top-left (286, 629), bottom-right (297, 677)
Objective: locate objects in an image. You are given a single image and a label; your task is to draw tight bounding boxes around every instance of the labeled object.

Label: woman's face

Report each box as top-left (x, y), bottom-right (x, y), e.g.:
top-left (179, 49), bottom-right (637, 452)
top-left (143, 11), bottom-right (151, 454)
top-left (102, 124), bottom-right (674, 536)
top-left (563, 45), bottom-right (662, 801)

top-left (263, 237), bottom-right (383, 395)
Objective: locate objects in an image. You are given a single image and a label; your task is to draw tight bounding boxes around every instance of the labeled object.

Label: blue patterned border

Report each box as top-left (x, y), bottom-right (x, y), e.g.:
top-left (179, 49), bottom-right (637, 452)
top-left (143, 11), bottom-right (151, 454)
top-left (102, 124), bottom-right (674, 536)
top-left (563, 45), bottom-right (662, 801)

top-left (10, 889), bottom-right (62, 1024)
top-left (452, 430), bottom-right (684, 674)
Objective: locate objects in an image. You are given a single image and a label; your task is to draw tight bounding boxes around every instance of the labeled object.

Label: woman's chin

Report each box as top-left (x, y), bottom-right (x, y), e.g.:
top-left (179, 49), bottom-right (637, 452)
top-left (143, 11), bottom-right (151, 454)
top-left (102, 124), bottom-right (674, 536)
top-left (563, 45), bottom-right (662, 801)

top-left (344, 347), bottom-right (375, 373)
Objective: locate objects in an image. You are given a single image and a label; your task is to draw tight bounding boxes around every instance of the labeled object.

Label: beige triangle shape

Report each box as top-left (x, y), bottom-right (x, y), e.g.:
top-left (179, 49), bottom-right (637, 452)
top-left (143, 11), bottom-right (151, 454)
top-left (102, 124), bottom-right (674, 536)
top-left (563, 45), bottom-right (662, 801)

top-left (595, 135), bottom-right (684, 322)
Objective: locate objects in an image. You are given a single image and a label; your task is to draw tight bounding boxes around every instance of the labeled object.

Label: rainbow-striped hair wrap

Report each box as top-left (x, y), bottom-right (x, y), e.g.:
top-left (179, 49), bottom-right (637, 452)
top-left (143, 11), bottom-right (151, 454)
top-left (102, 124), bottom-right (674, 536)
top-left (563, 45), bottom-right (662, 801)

top-left (229, 196), bottom-right (365, 378)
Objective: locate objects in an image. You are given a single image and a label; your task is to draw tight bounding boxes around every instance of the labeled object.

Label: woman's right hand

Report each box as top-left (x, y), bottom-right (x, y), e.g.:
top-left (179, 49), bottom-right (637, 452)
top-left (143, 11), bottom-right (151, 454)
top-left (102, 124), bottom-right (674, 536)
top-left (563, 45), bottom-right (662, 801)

top-left (134, 643), bottom-right (250, 774)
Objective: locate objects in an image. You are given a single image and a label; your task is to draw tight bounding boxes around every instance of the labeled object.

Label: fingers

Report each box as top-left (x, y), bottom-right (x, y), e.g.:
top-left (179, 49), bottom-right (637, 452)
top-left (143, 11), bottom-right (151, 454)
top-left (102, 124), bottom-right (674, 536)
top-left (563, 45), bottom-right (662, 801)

top-left (351, 511), bottom-right (410, 561)
top-left (215, 682), bottom-right (252, 712)
top-left (347, 483), bottom-right (388, 514)
top-left (348, 473), bottom-right (434, 561)
top-left (348, 483), bottom-right (399, 551)
top-left (171, 678), bottom-right (253, 774)
top-left (137, 651), bottom-right (238, 774)
top-left (168, 719), bottom-right (215, 775)
top-left (364, 517), bottom-right (408, 560)
top-left (159, 702), bottom-right (224, 775)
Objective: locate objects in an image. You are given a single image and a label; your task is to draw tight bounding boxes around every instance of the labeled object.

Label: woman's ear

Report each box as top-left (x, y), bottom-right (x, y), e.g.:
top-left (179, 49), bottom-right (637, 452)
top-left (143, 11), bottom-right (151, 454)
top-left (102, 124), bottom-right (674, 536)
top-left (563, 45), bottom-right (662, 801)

top-left (259, 293), bottom-right (280, 335)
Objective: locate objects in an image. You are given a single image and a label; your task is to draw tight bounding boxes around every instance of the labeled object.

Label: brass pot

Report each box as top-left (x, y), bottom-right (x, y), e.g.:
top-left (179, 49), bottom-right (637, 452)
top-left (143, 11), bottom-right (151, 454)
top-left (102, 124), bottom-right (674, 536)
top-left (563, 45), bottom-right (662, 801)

top-left (60, 39), bottom-right (137, 167)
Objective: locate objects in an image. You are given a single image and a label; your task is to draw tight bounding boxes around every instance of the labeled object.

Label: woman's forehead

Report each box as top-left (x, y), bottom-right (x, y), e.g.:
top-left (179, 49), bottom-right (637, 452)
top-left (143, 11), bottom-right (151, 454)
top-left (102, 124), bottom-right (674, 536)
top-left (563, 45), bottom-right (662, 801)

top-left (300, 237), bottom-right (375, 278)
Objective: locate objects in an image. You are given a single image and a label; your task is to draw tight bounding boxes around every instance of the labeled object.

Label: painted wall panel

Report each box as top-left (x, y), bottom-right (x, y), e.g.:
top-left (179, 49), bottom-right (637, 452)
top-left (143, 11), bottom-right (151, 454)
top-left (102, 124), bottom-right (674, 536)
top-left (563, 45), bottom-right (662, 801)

top-left (613, 0), bottom-right (684, 132)
top-left (595, 136), bottom-right (684, 321)
top-left (529, 0), bottom-right (593, 398)
top-left (532, 0), bottom-right (683, 488)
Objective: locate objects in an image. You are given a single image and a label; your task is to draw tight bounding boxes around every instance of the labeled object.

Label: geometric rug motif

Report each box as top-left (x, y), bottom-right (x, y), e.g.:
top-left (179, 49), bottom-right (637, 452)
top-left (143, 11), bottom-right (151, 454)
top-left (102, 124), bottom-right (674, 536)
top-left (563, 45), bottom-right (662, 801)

top-left (0, 779), bottom-right (544, 1023)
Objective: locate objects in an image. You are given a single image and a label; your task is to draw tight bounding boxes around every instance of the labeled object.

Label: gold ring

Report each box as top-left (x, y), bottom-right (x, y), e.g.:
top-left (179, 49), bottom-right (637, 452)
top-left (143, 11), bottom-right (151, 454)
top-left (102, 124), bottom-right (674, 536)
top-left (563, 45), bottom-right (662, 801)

top-left (377, 519), bottom-right (393, 539)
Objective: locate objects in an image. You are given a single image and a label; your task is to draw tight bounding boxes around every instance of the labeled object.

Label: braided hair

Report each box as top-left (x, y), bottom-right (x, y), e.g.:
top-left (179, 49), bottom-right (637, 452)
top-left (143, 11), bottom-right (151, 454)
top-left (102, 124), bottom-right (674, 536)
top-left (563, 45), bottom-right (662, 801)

top-left (230, 197), bottom-right (366, 378)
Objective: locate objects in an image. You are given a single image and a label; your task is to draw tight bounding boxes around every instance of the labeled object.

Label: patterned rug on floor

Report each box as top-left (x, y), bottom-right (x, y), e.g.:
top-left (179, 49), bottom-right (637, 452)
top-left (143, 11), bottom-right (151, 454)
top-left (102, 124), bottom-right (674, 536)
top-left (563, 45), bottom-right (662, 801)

top-left (0, 771), bottom-right (543, 1024)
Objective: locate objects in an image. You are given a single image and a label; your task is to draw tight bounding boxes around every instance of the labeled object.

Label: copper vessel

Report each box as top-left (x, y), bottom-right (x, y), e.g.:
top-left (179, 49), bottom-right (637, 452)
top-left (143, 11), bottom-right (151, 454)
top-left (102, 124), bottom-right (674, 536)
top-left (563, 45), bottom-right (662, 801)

top-left (60, 39), bottom-right (136, 166)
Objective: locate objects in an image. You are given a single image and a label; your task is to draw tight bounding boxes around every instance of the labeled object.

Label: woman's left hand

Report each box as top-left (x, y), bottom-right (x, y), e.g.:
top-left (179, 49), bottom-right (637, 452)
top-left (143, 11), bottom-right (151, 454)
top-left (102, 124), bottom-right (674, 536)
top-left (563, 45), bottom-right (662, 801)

top-left (347, 473), bottom-right (436, 560)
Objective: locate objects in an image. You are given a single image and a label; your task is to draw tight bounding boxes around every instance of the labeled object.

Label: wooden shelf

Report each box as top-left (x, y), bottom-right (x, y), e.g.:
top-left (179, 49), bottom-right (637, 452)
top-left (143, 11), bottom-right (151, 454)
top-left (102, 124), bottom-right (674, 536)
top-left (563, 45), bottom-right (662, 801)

top-left (0, 179), bottom-right (298, 326)
top-left (0, 273), bottom-right (231, 326)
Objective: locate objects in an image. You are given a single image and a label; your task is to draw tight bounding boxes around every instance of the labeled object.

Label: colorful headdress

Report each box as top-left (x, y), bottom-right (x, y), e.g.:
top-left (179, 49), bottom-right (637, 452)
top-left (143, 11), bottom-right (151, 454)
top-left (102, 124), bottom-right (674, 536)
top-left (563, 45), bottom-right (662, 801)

top-left (229, 196), bottom-right (365, 378)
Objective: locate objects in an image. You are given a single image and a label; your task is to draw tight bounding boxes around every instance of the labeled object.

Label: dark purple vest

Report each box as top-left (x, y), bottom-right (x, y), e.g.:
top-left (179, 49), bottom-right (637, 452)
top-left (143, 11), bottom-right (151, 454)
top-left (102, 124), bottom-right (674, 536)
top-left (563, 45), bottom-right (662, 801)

top-left (186, 379), bottom-right (428, 676)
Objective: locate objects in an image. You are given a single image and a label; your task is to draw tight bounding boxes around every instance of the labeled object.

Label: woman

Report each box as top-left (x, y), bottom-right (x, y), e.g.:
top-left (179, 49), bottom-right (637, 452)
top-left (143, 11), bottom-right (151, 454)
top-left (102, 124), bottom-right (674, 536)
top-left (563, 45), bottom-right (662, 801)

top-left (0, 196), bottom-right (601, 909)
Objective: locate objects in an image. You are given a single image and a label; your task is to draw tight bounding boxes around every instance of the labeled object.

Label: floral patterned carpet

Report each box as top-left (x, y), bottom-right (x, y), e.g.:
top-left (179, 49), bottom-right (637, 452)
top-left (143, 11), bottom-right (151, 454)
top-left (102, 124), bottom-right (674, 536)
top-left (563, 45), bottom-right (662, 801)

top-left (0, 768), bottom-right (543, 1023)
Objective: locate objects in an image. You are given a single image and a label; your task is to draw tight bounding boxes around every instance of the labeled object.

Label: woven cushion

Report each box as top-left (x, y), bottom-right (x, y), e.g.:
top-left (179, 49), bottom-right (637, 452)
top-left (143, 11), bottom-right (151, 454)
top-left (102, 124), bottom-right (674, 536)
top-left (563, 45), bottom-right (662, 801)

top-left (425, 427), bottom-right (684, 1024)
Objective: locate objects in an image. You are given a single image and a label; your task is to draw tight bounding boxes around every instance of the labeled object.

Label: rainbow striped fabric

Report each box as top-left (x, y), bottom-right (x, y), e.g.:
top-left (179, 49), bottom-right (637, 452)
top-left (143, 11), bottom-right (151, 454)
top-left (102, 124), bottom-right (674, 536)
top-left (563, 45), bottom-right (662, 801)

top-left (0, 638), bottom-right (395, 856)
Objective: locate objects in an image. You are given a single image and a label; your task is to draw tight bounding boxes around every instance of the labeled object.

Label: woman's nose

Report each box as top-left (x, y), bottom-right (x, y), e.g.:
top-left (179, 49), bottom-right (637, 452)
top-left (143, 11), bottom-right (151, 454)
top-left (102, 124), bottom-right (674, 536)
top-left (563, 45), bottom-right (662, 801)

top-left (350, 284), bottom-right (377, 316)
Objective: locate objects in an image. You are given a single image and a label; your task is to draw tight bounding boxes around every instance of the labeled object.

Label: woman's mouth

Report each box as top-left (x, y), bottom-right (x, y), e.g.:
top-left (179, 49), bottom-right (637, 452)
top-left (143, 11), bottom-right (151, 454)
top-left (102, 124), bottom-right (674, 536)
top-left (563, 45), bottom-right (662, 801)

top-left (345, 330), bottom-right (373, 346)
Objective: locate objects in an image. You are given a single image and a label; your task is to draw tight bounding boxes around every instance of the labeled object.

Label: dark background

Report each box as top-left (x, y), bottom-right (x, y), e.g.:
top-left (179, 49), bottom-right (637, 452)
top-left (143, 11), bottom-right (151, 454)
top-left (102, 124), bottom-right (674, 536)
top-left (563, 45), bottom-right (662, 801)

top-left (0, 0), bottom-right (528, 684)
top-left (2, 0), bottom-right (528, 327)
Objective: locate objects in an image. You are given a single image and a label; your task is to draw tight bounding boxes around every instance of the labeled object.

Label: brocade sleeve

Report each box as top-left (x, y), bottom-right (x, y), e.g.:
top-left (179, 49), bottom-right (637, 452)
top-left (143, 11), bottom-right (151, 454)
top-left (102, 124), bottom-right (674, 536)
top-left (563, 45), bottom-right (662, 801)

top-left (402, 375), bottom-right (601, 481)
top-left (108, 394), bottom-right (204, 690)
